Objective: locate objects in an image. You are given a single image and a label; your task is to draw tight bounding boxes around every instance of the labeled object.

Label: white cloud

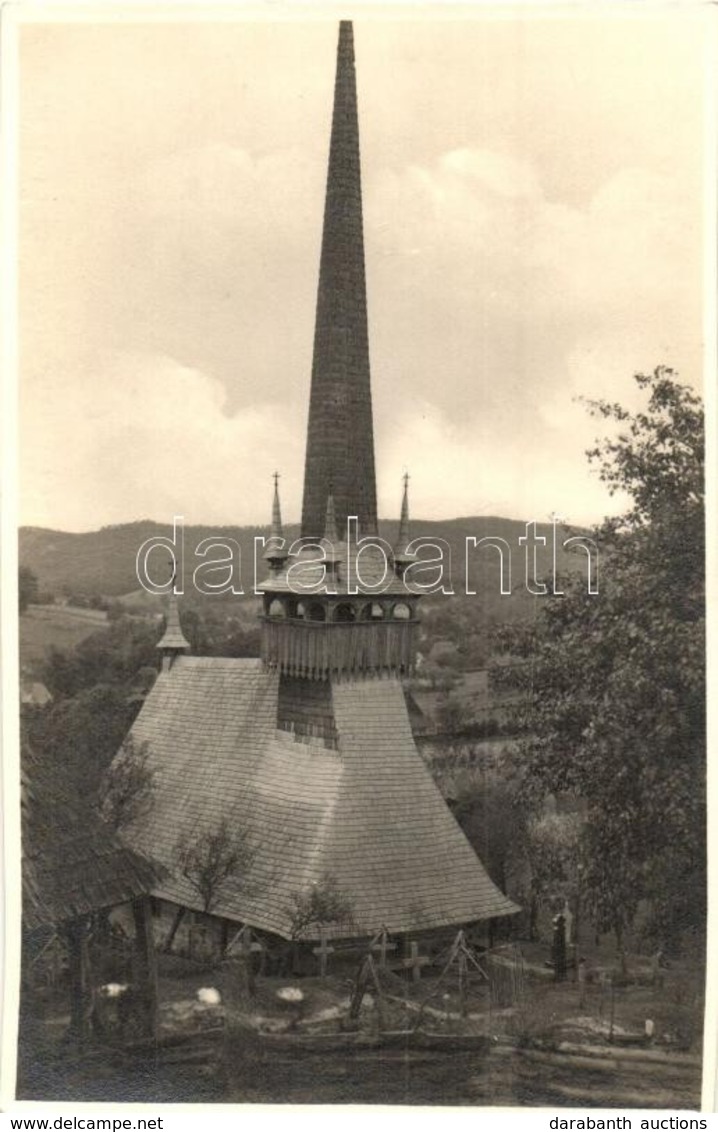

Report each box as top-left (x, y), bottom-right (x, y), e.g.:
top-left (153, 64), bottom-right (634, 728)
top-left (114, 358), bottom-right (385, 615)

top-left (138, 142), bottom-right (324, 236)
top-left (379, 400), bottom-right (623, 529)
top-left (18, 21), bottom-right (705, 530)
top-left (439, 148), bottom-right (542, 199)
top-left (21, 142), bottom-right (702, 529)
top-left (22, 351), bottom-right (304, 530)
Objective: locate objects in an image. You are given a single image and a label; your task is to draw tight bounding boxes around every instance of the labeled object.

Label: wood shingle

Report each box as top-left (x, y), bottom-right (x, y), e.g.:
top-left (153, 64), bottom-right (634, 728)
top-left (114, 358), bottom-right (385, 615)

top-left (22, 743), bottom-right (159, 931)
top-left (123, 657), bottom-right (518, 939)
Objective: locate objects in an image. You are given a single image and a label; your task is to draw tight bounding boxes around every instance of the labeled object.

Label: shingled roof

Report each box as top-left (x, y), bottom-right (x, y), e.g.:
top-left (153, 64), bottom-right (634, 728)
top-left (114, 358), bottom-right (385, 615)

top-left (22, 741), bottom-right (160, 931)
top-left (157, 592), bottom-right (190, 652)
top-left (258, 539), bottom-right (411, 596)
top-left (123, 657), bottom-right (518, 939)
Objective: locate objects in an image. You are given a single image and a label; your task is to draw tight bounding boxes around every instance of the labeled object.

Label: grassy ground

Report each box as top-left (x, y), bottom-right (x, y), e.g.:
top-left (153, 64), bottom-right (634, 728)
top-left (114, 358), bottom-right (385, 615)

top-left (16, 936), bottom-right (705, 1106)
top-left (125, 938), bottom-right (704, 1056)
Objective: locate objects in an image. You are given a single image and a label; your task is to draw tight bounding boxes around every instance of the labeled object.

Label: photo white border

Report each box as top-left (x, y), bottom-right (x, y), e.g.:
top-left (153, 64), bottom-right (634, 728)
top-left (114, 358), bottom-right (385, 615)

top-left (2, 1), bottom-right (716, 1121)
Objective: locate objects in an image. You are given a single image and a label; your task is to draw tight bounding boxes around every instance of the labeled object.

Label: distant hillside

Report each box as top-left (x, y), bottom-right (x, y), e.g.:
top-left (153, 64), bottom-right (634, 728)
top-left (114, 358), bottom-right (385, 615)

top-left (19, 516), bottom-right (592, 604)
top-left (19, 604), bottom-right (109, 669)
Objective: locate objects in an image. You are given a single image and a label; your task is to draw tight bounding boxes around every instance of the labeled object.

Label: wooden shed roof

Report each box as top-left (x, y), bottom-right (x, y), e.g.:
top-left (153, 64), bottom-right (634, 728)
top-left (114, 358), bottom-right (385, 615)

top-left (22, 743), bottom-right (160, 931)
top-left (123, 657), bottom-right (518, 939)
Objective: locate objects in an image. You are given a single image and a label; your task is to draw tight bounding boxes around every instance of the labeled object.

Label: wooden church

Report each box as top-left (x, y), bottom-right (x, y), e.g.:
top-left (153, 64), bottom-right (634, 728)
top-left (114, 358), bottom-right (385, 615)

top-left (121, 21), bottom-right (517, 948)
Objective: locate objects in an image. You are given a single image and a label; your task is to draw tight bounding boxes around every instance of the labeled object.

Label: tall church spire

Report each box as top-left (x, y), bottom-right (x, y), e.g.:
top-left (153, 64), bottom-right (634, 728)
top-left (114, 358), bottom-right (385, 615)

top-left (301, 21), bottom-right (377, 541)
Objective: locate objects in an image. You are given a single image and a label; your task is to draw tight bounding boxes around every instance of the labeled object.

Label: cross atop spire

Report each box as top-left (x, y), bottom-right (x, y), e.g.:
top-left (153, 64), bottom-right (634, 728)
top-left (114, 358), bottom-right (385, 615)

top-left (271, 471), bottom-right (284, 541)
top-left (265, 472), bottom-right (289, 567)
top-left (399, 472), bottom-right (411, 544)
top-left (394, 471), bottom-right (416, 573)
top-left (301, 21), bottom-right (377, 541)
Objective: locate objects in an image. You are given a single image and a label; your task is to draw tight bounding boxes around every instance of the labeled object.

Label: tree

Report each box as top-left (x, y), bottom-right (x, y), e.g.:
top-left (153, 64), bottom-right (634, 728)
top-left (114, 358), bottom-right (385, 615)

top-left (525, 812), bottom-right (583, 942)
top-left (41, 618), bottom-right (159, 699)
top-left (19, 566), bottom-right (39, 614)
top-left (435, 692), bottom-right (473, 735)
top-left (27, 682), bottom-right (139, 793)
top-left (99, 736), bottom-right (154, 833)
top-left (174, 818), bottom-right (256, 914)
top-left (492, 368), bottom-right (705, 951)
top-left (288, 873), bottom-right (354, 940)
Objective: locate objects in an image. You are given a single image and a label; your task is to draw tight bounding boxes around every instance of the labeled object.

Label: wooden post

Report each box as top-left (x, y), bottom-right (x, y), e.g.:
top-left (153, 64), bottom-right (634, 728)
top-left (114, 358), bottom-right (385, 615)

top-left (578, 957), bottom-right (587, 1007)
top-left (132, 896), bottom-right (158, 1041)
top-left (349, 956), bottom-right (371, 1022)
top-left (370, 927), bottom-right (397, 969)
top-left (65, 918), bottom-right (93, 1047)
top-left (163, 904), bottom-right (185, 953)
top-left (552, 912), bottom-right (567, 982)
top-left (598, 971), bottom-right (605, 1019)
top-left (458, 949), bottom-right (468, 1018)
top-left (350, 955), bottom-right (385, 1032)
top-left (238, 926), bottom-right (263, 992)
top-left (374, 959), bottom-right (385, 1033)
top-left (573, 885), bottom-right (581, 955)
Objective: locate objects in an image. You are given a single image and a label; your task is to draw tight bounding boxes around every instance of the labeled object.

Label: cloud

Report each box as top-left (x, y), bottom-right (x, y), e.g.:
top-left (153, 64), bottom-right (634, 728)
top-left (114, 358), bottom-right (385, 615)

top-left (378, 400), bottom-right (627, 529)
top-left (21, 345), bottom-right (627, 532)
top-left (18, 20), bottom-right (704, 530)
top-left (138, 142), bottom-right (325, 233)
top-left (21, 351), bottom-right (304, 530)
top-left (368, 149), bottom-right (701, 454)
top-left (21, 142), bottom-right (701, 530)
top-left (439, 148), bottom-right (542, 199)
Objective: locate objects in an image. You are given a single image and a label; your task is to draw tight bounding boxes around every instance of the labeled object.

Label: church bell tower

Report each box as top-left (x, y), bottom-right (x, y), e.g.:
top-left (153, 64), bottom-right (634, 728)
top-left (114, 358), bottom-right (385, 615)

top-left (123, 21), bottom-right (518, 940)
top-left (259, 20), bottom-right (419, 685)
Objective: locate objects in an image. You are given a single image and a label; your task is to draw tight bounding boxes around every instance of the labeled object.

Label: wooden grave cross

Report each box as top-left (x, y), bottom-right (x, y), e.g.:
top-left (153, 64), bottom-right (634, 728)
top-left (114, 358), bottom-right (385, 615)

top-left (370, 927), bottom-right (398, 969)
top-left (402, 940), bottom-right (431, 982)
top-left (313, 931), bottom-right (335, 978)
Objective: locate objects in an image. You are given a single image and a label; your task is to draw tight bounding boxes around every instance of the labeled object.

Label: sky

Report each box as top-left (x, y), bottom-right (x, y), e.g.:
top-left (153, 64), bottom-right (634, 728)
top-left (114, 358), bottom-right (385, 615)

top-left (17, 7), bottom-right (709, 532)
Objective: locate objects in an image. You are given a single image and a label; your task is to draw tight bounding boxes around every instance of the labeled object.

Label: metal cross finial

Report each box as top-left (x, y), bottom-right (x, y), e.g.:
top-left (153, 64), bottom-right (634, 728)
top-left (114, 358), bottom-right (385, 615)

top-left (403, 471), bottom-right (410, 490)
top-left (273, 470), bottom-right (280, 489)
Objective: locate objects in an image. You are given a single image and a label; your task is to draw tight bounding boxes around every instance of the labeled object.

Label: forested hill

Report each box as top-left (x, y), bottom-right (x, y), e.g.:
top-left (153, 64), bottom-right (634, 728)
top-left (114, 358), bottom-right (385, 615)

top-left (19, 516), bottom-right (590, 602)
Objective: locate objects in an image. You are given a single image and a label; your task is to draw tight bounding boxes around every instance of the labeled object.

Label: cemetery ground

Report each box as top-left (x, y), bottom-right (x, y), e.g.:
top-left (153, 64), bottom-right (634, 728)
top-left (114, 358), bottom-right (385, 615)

top-left (17, 927), bottom-right (704, 1107)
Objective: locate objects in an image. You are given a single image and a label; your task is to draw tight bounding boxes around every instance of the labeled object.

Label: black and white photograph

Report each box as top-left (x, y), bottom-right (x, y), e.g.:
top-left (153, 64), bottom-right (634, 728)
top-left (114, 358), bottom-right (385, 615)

top-left (4, 3), bottom-right (712, 1113)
